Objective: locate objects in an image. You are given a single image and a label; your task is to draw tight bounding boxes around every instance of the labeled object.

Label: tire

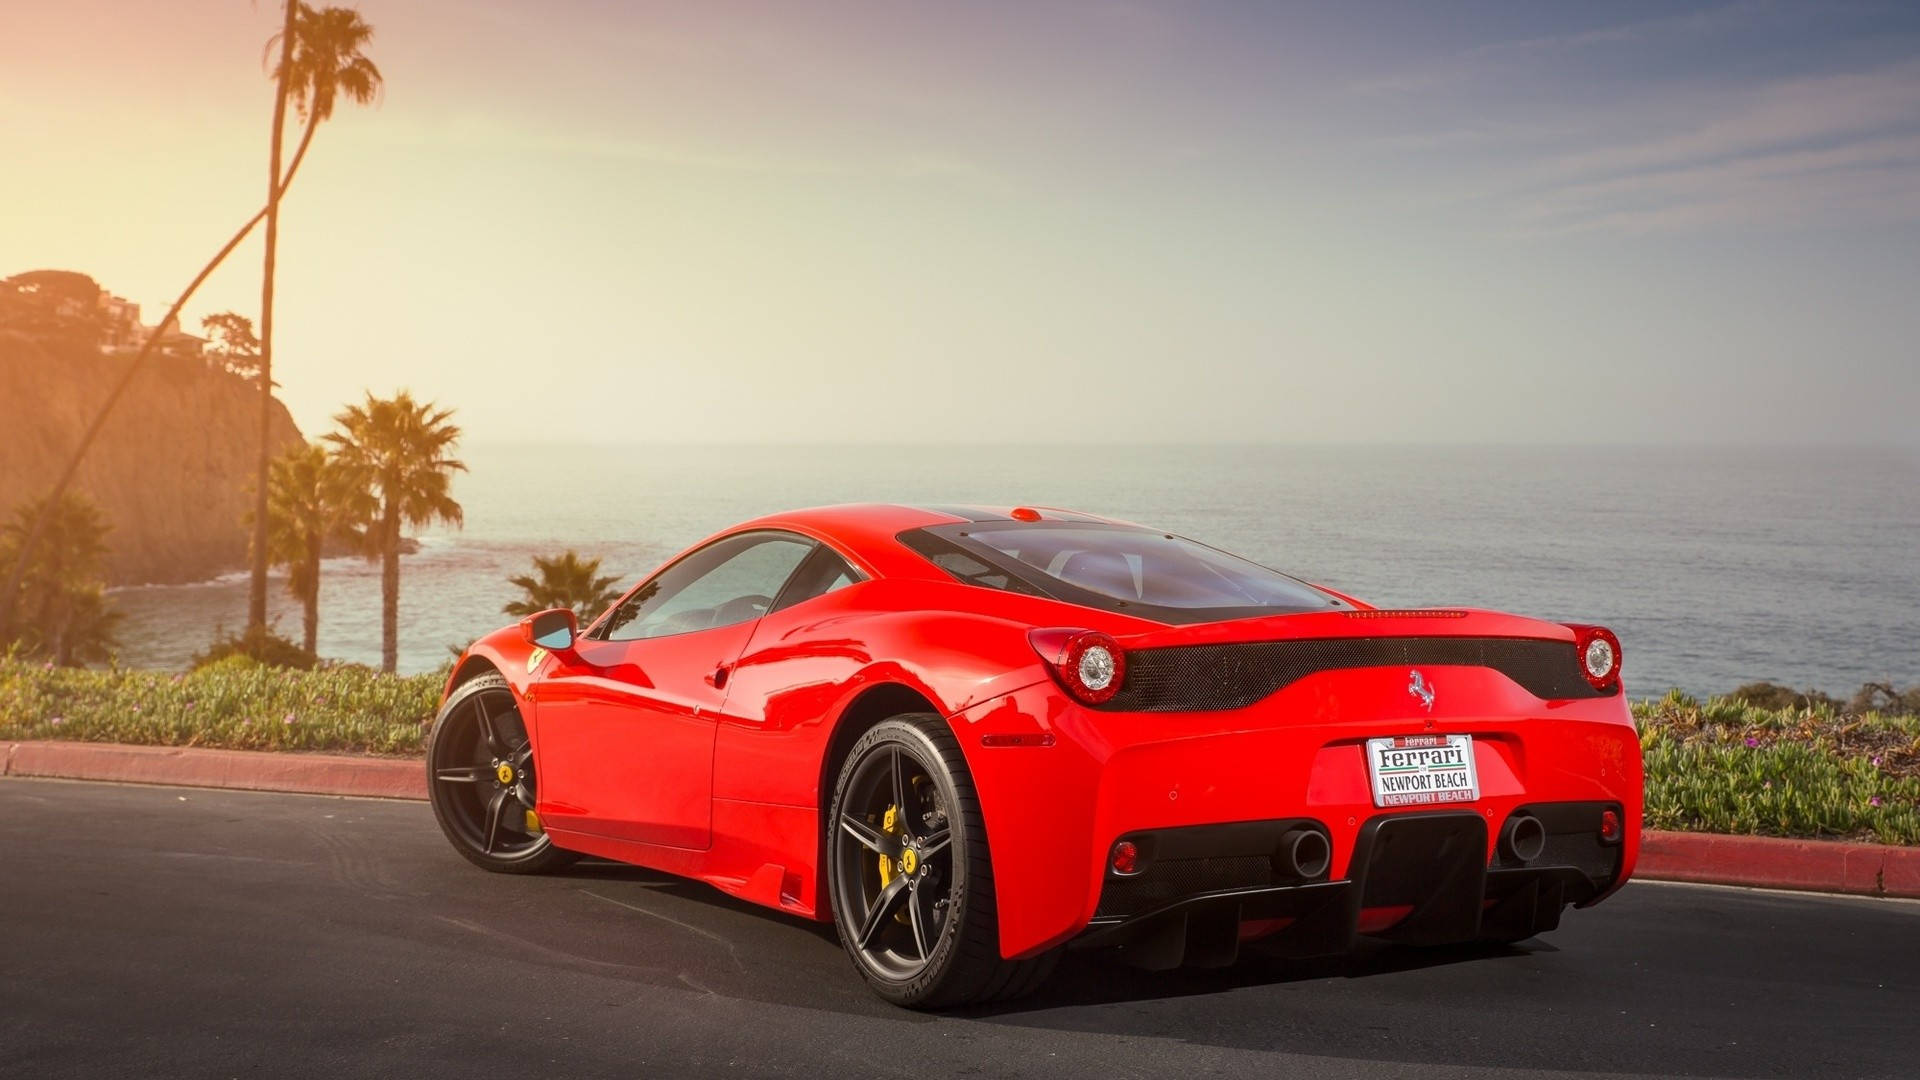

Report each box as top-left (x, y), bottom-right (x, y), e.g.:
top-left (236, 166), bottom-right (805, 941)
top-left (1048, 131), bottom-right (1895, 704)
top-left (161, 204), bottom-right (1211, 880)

top-left (426, 671), bottom-right (578, 875)
top-left (826, 713), bottom-right (1057, 1008)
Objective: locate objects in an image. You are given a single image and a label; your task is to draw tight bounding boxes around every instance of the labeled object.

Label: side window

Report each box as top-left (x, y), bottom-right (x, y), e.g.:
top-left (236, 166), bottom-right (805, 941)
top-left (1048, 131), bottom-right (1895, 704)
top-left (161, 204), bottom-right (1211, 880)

top-left (602, 533), bottom-right (814, 640)
top-left (768, 545), bottom-right (862, 614)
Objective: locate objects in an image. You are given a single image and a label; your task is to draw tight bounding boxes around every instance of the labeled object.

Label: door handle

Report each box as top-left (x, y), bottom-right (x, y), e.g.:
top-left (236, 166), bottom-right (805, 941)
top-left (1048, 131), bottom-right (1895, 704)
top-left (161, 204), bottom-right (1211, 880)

top-left (705, 662), bottom-right (732, 689)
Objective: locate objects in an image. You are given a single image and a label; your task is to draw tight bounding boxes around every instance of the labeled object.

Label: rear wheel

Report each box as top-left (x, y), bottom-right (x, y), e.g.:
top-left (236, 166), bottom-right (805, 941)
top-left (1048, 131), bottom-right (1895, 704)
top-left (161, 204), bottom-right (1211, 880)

top-left (826, 714), bottom-right (1056, 1008)
top-left (427, 672), bottom-right (577, 874)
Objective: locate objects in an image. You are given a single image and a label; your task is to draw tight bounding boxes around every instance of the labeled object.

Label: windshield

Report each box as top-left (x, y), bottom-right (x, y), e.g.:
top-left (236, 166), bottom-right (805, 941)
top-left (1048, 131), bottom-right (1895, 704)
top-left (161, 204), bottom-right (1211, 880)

top-left (901, 522), bottom-right (1342, 623)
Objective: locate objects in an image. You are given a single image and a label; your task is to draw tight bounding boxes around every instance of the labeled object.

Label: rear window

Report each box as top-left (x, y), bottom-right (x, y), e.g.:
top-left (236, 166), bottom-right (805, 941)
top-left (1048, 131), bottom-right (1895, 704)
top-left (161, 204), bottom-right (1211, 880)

top-left (900, 522), bottom-right (1342, 624)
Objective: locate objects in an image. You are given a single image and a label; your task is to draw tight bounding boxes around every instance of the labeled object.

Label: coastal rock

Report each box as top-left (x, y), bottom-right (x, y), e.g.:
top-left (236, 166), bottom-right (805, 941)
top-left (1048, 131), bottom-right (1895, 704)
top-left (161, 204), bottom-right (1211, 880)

top-left (1, 333), bottom-right (304, 585)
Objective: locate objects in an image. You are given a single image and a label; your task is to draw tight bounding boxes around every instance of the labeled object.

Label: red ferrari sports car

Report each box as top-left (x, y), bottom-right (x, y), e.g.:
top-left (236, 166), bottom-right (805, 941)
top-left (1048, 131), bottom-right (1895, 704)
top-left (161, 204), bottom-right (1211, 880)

top-left (431, 504), bottom-right (1641, 1007)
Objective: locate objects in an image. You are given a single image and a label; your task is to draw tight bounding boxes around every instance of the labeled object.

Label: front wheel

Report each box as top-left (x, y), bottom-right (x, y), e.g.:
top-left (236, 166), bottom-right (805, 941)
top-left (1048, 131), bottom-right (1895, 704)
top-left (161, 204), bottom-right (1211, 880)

top-left (427, 672), bottom-right (577, 874)
top-left (826, 714), bottom-right (1056, 1008)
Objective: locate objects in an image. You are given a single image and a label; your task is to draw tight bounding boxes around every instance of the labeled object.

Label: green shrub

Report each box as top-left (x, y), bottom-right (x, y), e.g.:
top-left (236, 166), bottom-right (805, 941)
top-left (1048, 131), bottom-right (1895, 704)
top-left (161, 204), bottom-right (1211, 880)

top-left (191, 625), bottom-right (317, 671)
top-left (0, 657), bottom-right (444, 755)
top-left (1636, 691), bottom-right (1920, 845)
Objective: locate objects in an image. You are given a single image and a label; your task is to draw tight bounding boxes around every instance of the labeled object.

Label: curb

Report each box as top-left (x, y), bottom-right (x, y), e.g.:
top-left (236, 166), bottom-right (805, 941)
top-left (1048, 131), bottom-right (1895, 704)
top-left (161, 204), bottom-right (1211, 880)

top-left (2, 740), bottom-right (425, 801)
top-left (5, 740), bottom-right (1916, 900)
top-left (1637, 829), bottom-right (1920, 900)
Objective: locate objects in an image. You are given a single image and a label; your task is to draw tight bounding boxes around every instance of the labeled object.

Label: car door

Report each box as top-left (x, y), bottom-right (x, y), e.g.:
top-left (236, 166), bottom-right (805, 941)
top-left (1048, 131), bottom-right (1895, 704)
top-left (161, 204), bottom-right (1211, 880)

top-left (535, 530), bottom-right (816, 849)
top-left (710, 543), bottom-right (870, 809)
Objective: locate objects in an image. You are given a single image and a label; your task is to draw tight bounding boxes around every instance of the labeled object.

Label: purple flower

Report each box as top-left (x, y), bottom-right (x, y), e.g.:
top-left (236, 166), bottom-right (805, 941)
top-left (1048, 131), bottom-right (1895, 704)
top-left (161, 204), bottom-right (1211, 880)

top-left (1872, 756), bottom-right (1883, 767)
top-left (1744, 737), bottom-right (1759, 748)
top-left (283, 713), bottom-right (296, 726)
top-left (1870, 796), bottom-right (1883, 808)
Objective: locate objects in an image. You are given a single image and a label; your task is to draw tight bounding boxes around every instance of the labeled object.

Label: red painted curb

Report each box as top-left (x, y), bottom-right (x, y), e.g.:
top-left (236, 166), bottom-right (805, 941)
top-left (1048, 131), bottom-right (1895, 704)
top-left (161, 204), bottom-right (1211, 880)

top-left (4, 741), bottom-right (1916, 899)
top-left (1637, 829), bottom-right (1920, 900)
top-left (2, 740), bottom-right (425, 801)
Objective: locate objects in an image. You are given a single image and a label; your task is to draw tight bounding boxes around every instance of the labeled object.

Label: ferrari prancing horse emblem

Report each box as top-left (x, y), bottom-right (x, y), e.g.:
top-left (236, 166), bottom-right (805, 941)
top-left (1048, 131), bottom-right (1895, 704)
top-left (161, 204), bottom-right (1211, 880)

top-left (1408, 669), bottom-right (1435, 711)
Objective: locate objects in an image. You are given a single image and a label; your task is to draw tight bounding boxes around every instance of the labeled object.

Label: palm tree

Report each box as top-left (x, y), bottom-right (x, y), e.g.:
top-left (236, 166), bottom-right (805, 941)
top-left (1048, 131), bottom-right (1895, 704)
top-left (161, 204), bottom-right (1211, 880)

top-left (504, 552), bottom-right (625, 622)
top-left (261, 442), bottom-right (371, 655)
top-left (0, 5), bottom-right (381, 642)
top-left (323, 392), bottom-right (464, 673)
top-left (251, 3), bottom-right (384, 632)
top-left (0, 492), bottom-right (121, 667)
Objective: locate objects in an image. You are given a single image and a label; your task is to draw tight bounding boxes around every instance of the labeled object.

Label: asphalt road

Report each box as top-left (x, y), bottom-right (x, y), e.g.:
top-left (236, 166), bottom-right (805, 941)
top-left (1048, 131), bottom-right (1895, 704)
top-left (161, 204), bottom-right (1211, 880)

top-left (3, 779), bottom-right (1917, 1080)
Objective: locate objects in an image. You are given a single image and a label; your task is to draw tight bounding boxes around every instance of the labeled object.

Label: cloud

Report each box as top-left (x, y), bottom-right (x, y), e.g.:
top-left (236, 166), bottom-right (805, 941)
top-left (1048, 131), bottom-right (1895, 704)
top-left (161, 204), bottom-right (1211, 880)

top-left (1461, 0), bottom-right (1770, 64)
top-left (1514, 60), bottom-right (1920, 233)
top-left (1349, 1), bottom-right (1770, 97)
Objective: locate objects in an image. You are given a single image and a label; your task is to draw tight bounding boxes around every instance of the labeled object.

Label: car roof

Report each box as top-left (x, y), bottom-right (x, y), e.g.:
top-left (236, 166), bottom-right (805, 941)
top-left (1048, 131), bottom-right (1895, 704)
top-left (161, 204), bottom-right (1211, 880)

top-left (726, 503), bottom-right (1135, 578)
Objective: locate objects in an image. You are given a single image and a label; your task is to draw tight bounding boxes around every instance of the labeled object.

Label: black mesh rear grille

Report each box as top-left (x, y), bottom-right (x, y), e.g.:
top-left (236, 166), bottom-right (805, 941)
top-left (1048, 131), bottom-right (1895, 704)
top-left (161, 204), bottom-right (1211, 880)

top-left (1102, 636), bottom-right (1613, 712)
top-left (1534, 832), bottom-right (1621, 882)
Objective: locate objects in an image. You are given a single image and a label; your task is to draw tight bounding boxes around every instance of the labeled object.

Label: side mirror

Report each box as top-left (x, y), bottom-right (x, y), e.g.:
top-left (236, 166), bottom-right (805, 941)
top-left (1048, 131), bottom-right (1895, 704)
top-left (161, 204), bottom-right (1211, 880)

top-left (519, 608), bottom-right (578, 652)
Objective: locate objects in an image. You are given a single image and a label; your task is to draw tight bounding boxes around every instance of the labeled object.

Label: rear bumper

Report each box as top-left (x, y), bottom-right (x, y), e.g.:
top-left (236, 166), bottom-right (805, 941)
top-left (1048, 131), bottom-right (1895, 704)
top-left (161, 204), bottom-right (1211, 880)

top-left (1075, 805), bottom-right (1623, 969)
top-left (951, 666), bottom-right (1644, 959)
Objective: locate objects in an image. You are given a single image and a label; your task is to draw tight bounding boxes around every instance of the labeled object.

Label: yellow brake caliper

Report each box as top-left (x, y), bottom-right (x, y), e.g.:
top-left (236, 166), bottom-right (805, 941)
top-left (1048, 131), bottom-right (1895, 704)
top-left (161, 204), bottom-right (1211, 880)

top-left (877, 804), bottom-right (900, 886)
top-left (876, 804), bottom-right (915, 925)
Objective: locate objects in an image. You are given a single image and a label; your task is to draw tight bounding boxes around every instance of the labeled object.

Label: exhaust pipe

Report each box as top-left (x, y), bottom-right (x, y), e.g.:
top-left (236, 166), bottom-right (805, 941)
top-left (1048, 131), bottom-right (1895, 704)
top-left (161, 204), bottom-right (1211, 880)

top-left (1279, 827), bottom-right (1331, 879)
top-left (1500, 814), bottom-right (1547, 864)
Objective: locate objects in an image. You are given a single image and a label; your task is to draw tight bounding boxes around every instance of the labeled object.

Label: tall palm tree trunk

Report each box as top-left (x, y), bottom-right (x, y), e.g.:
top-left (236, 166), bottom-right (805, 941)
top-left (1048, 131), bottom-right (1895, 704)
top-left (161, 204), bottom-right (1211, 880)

top-left (381, 503), bottom-right (400, 673)
top-left (302, 541), bottom-right (321, 655)
top-left (250, 0), bottom-right (300, 633)
top-left (0, 116), bottom-right (323, 642)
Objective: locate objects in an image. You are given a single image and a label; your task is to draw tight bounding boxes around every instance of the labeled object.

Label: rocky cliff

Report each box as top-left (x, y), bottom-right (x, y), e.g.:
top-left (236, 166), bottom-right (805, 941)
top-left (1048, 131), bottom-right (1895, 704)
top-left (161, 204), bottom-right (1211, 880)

top-left (1, 333), bottom-right (304, 585)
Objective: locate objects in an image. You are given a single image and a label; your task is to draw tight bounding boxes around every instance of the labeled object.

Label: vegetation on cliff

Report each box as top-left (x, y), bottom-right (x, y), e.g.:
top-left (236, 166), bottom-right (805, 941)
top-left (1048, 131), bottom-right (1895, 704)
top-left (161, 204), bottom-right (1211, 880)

top-left (0, 332), bottom-right (304, 586)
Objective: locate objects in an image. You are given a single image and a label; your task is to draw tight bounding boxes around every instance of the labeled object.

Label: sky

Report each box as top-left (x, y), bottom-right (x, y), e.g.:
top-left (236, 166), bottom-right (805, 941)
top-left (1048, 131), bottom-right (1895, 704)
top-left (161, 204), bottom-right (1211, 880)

top-left (4, 0), bottom-right (1918, 444)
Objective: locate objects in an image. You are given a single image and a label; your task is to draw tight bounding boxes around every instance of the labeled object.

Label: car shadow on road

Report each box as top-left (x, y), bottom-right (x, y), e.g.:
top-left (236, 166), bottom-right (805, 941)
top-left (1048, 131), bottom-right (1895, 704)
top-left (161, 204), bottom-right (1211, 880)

top-left (550, 859), bottom-right (1555, 1018)
top-left (964, 937), bottom-right (1553, 1017)
top-left (549, 857), bottom-right (841, 945)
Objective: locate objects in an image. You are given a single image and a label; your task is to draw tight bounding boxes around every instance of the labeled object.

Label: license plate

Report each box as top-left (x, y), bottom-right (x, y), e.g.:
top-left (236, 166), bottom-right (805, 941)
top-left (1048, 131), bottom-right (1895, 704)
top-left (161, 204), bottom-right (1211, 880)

top-left (1365, 734), bottom-right (1479, 807)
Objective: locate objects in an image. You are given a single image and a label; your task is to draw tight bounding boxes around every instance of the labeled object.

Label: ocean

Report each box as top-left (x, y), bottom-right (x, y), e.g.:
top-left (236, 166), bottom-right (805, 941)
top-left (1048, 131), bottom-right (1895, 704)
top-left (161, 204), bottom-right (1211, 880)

top-left (108, 443), bottom-right (1920, 698)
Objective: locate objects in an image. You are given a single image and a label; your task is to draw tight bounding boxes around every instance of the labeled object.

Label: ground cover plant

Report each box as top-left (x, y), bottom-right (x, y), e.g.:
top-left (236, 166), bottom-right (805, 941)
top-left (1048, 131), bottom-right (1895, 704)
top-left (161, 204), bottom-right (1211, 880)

top-left (0, 655), bottom-right (438, 756)
top-left (3, 657), bottom-right (1917, 842)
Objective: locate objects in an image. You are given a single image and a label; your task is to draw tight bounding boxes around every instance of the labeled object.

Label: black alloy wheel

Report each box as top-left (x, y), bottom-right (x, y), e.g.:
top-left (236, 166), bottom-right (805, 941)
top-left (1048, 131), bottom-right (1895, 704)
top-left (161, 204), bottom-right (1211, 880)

top-left (826, 714), bottom-right (1056, 1008)
top-left (427, 672), bottom-right (576, 874)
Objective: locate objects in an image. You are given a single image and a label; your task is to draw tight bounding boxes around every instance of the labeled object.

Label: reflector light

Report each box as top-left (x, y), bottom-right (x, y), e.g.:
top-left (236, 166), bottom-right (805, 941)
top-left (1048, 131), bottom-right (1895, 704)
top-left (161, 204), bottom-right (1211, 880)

top-left (979, 732), bottom-right (1057, 748)
top-left (1564, 624), bottom-right (1623, 690)
top-left (1029, 628), bottom-right (1127, 705)
top-left (1599, 808), bottom-right (1623, 844)
top-left (1010, 507), bottom-right (1042, 522)
top-left (1109, 840), bottom-right (1140, 876)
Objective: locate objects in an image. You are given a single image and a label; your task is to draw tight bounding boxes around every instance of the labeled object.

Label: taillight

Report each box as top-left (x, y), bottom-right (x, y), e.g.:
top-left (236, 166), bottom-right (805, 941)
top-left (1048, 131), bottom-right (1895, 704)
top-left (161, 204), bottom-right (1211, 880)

top-left (1566, 624), bottom-right (1623, 690)
top-left (1029, 628), bottom-right (1126, 705)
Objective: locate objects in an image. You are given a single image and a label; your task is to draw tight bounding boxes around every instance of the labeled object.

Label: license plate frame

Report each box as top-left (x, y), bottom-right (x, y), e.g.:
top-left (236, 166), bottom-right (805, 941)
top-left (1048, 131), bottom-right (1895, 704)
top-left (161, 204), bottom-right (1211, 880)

top-left (1365, 734), bottom-right (1480, 808)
